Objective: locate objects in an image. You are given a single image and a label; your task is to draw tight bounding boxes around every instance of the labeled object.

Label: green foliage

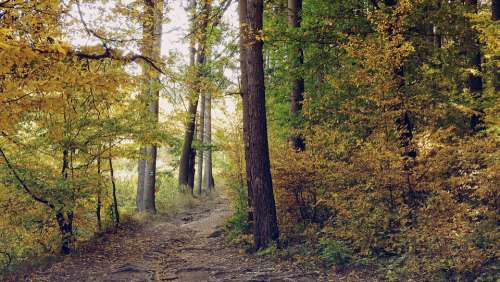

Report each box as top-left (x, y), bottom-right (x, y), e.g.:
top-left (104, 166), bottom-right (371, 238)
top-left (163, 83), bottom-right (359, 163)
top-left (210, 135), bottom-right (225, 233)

top-left (252, 0), bottom-right (500, 280)
top-left (319, 239), bottom-right (353, 268)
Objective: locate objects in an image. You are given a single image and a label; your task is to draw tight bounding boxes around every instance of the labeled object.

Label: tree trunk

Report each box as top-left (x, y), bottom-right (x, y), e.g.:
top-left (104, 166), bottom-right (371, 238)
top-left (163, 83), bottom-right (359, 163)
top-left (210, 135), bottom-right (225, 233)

top-left (493, 0), bottom-right (500, 93)
top-left (195, 0), bottom-right (211, 196)
top-left (464, 0), bottom-right (484, 132)
top-left (196, 92), bottom-right (205, 196)
top-left (142, 0), bottom-right (164, 213)
top-left (188, 147), bottom-right (196, 190)
top-left (493, 0), bottom-right (500, 21)
top-left (203, 90), bottom-right (214, 192)
top-left (57, 147), bottom-right (74, 255)
top-left (178, 0), bottom-right (199, 193)
top-left (178, 95), bottom-right (198, 192)
top-left (96, 156), bottom-right (102, 231)
top-left (239, 0), bottom-right (254, 226)
top-left (56, 210), bottom-right (73, 255)
top-left (288, 0), bottom-right (305, 151)
top-left (109, 156), bottom-right (120, 226)
top-left (245, 0), bottom-right (279, 249)
top-left (136, 148), bottom-right (146, 212)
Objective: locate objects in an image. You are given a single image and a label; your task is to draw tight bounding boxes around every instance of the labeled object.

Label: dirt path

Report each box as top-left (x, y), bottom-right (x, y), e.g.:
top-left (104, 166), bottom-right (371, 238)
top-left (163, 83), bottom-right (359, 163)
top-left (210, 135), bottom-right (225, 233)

top-left (27, 194), bottom-right (324, 282)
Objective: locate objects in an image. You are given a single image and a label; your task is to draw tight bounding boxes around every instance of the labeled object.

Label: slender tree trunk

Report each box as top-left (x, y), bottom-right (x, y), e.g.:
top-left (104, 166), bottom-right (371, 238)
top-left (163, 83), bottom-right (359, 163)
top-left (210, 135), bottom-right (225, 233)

top-left (188, 147), bottom-right (196, 190)
top-left (464, 0), bottom-right (484, 132)
top-left (195, 0), bottom-right (211, 196)
top-left (55, 210), bottom-right (73, 255)
top-left (288, 0), bottom-right (305, 151)
top-left (493, 0), bottom-right (500, 93)
top-left (142, 0), bottom-right (164, 213)
top-left (136, 148), bottom-right (146, 211)
top-left (203, 90), bottom-right (214, 192)
top-left (108, 156), bottom-right (120, 226)
top-left (178, 0), bottom-right (199, 193)
top-left (494, 0), bottom-right (500, 21)
top-left (196, 92), bottom-right (205, 196)
top-left (245, 0), bottom-right (279, 249)
top-left (238, 0), bottom-right (254, 225)
top-left (96, 156), bottom-right (102, 232)
top-left (58, 150), bottom-right (74, 255)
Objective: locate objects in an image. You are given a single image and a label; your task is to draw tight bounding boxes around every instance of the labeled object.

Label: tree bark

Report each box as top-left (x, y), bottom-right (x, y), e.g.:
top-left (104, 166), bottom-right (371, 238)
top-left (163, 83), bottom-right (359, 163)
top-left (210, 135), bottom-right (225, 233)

top-left (96, 156), bottom-right (102, 231)
top-left (493, 0), bottom-right (500, 94)
top-left (493, 0), bottom-right (500, 21)
top-left (196, 92), bottom-right (206, 196)
top-left (142, 0), bottom-right (164, 213)
top-left (178, 0), bottom-right (199, 193)
top-left (55, 210), bottom-right (73, 255)
top-left (288, 0), bottom-right (305, 151)
top-left (464, 0), bottom-right (484, 132)
top-left (195, 0), bottom-right (211, 196)
top-left (245, 0), bottom-right (279, 249)
top-left (238, 0), bottom-right (253, 228)
top-left (136, 148), bottom-right (146, 211)
top-left (109, 155), bottom-right (120, 226)
top-left (203, 90), bottom-right (214, 192)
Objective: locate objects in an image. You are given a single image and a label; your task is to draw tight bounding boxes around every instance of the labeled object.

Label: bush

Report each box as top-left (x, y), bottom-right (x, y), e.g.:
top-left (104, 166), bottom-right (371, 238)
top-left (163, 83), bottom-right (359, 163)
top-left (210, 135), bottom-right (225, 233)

top-left (319, 239), bottom-right (353, 268)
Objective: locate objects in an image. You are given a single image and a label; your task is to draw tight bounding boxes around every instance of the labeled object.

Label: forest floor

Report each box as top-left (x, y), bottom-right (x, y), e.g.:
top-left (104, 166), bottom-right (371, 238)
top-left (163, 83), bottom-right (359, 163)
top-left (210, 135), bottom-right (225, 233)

top-left (25, 193), bottom-right (329, 282)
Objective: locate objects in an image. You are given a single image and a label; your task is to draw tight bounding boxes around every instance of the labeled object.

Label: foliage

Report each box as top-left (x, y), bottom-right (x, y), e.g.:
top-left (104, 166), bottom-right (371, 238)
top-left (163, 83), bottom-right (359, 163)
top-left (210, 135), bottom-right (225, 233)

top-left (221, 0), bottom-right (500, 280)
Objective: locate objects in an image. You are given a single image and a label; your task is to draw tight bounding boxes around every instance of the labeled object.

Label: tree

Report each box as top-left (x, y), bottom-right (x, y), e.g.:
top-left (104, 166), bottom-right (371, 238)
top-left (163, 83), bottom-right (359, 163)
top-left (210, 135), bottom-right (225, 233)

top-left (244, 0), bottom-right (279, 249)
top-left (238, 0), bottom-right (254, 225)
top-left (138, 0), bottom-right (164, 213)
top-left (196, 89), bottom-right (206, 195)
top-left (178, 0), bottom-right (199, 192)
top-left (203, 88), bottom-right (214, 192)
top-left (494, 0), bottom-right (500, 21)
top-left (463, 0), bottom-right (484, 132)
top-left (195, 0), bottom-right (212, 196)
top-left (287, 0), bottom-right (305, 151)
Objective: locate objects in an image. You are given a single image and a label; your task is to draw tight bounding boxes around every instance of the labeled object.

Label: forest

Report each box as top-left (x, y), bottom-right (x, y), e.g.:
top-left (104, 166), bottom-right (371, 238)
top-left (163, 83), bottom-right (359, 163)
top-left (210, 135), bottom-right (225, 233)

top-left (0, 0), bottom-right (498, 281)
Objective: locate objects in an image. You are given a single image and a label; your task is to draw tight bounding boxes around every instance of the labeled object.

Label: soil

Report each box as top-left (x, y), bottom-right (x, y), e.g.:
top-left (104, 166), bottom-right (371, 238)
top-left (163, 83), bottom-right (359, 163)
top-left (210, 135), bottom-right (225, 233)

top-left (25, 194), bottom-right (328, 282)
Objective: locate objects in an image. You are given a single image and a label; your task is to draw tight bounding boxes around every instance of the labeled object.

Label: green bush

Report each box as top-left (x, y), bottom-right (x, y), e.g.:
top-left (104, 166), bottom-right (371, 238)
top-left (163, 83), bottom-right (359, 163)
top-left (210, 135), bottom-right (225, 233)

top-left (319, 239), bottom-right (354, 268)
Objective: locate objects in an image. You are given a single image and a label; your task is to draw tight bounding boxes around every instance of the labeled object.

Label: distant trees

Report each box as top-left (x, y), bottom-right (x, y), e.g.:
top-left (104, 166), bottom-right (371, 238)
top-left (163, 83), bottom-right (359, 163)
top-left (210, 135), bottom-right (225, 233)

top-left (195, 0), bottom-right (211, 196)
top-left (179, 0), bottom-right (231, 196)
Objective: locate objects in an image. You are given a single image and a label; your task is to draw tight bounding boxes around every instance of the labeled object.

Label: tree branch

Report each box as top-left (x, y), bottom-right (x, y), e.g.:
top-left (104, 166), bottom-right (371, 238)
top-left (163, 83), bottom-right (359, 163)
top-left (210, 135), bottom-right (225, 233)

top-left (0, 146), bottom-right (54, 209)
top-left (73, 0), bottom-right (164, 74)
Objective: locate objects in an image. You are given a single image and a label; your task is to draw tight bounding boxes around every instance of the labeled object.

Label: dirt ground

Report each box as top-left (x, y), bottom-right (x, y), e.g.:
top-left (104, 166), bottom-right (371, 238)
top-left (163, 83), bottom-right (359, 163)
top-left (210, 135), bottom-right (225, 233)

top-left (25, 194), bottom-right (329, 282)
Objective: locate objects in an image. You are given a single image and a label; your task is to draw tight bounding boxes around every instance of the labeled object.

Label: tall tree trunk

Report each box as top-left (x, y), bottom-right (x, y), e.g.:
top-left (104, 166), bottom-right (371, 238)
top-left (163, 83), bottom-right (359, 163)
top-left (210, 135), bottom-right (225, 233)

top-left (178, 0), bottom-right (199, 193)
top-left (58, 149), bottom-right (74, 255)
top-left (203, 90), bottom-right (214, 192)
top-left (96, 155), bottom-right (102, 232)
top-left (196, 92), bottom-right (205, 196)
top-left (142, 0), bottom-right (164, 213)
top-left (195, 0), bottom-right (211, 196)
top-left (493, 0), bottom-right (500, 21)
top-left (109, 155), bottom-right (120, 227)
top-left (239, 0), bottom-right (254, 229)
top-left (288, 0), bottom-right (305, 151)
top-left (493, 0), bottom-right (500, 93)
top-left (136, 148), bottom-right (146, 211)
top-left (464, 0), bottom-right (484, 132)
top-left (245, 0), bottom-right (279, 249)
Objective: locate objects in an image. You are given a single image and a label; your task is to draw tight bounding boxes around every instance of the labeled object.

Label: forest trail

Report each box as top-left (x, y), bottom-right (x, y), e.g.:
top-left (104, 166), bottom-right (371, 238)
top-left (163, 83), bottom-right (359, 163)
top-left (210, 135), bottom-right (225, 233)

top-left (27, 194), bottom-right (323, 282)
